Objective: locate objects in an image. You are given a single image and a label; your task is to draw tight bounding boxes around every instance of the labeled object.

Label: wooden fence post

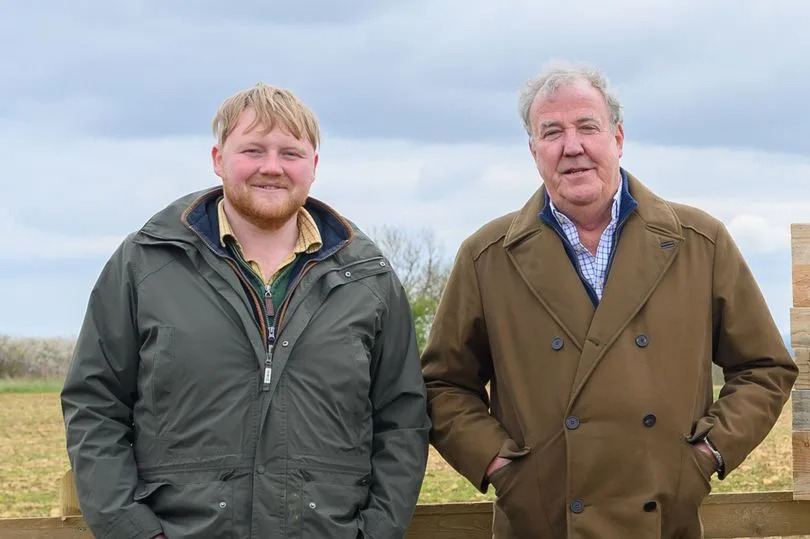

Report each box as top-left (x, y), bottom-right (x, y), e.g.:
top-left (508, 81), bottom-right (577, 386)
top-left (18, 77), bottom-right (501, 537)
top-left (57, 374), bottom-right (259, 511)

top-left (792, 223), bottom-right (810, 500)
top-left (59, 469), bottom-right (81, 517)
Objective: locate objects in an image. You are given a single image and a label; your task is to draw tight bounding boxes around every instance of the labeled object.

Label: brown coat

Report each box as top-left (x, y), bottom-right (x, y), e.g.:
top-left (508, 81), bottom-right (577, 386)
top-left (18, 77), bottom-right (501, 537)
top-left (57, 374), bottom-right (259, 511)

top-left (422, 173), bottom-right (797, 538)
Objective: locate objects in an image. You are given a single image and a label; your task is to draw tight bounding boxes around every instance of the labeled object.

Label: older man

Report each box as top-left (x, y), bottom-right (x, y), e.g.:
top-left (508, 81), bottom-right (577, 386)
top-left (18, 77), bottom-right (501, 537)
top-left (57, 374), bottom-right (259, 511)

top-left (422, 63), bottom-right (797, 538)
top-left (62, 83), bottom-right (429, 539)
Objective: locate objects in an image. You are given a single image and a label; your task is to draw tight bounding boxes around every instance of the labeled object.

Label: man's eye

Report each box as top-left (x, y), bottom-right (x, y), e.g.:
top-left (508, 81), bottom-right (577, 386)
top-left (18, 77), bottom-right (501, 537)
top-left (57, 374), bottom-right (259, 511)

top-left (543, 131), bottom-right (561, 139)
top-left (243, 148), bottom-right (261, 154)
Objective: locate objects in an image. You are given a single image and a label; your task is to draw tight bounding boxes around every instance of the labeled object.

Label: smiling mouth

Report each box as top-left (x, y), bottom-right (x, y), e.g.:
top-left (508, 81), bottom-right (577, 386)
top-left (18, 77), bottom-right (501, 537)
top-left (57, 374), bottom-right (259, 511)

top-left (562, 167), bottom-right (591, 175)
top-left (252, 184), bottom-right (285, 190)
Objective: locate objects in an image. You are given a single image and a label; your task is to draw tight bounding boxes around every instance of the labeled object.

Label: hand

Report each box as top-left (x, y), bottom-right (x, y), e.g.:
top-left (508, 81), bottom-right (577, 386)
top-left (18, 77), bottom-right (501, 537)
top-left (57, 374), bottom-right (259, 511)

top-left (694, 440), bottom-right (714, 458)
top-left (486, 456), bottom-right (512, 478)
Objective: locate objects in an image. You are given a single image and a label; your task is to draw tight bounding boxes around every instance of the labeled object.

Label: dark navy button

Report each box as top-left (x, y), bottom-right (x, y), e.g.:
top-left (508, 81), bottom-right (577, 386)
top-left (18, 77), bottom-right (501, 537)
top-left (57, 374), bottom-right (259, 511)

top-left (565, 416), bottom-right (580, 430)
top-left (643, 500), bottom-right (657, 512)
top-left (551, 337), bottom-right (564, 351)
top-left (643, 414), bottom-right (657, 427)
top-left (635, 334), bottom-right (649, 347)
top-left (570, 499), bottom-right (585, 513)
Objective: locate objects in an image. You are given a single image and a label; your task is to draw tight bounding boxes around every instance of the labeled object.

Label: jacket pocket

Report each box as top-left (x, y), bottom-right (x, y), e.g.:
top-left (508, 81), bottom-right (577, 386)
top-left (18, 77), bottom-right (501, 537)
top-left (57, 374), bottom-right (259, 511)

top-left (300, 469), bottom-right (370, 539)
top-left (677, 441), bottom-right (713, 508)
top-left (490, 450), bottom-right (553, 537)
top-left (134, 479), bottom-right (233, 539)
top-left (142, 325), bottom-right (175, 438)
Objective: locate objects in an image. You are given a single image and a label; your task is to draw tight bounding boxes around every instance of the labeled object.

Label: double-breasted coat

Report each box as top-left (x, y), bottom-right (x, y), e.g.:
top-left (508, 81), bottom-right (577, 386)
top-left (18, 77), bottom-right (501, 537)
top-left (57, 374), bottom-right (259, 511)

top-left (422, 173), bottom-right (797, 538)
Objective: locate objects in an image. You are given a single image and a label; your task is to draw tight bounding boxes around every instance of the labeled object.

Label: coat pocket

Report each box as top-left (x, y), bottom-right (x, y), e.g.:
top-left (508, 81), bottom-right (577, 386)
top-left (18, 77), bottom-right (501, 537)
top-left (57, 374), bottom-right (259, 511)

top-left (300, 469), bottom-right (370, 538)
top-left (134, 479), bottom-right (233, 539)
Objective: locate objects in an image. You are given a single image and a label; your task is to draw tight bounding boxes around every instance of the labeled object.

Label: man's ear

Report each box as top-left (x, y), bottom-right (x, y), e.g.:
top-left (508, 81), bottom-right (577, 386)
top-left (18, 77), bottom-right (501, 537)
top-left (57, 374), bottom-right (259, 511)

top-left (212, 145), bottom-right (223, 178)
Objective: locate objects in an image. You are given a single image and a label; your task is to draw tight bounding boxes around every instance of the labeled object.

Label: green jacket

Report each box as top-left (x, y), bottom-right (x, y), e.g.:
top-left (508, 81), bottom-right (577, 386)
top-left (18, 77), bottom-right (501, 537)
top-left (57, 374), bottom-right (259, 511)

top-left (62, 187), bottom-right (429, 539)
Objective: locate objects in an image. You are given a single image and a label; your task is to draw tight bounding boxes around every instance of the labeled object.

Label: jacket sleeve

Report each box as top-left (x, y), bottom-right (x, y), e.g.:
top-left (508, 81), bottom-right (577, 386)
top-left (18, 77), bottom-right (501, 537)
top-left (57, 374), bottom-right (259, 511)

top-left (421, 241), bottom-right (511, 493)
top-left (357, 270), bottom-right (430, 539)
top-left (61, 240), bottom-right (164, 539)
top-left (692, 222), bottom-right (797, 478)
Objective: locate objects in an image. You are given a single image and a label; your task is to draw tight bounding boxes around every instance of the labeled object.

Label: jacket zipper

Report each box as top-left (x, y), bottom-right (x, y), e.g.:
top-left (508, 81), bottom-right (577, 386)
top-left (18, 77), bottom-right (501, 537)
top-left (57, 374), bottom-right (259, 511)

top-left (263, 285), bottom-right (275, 391)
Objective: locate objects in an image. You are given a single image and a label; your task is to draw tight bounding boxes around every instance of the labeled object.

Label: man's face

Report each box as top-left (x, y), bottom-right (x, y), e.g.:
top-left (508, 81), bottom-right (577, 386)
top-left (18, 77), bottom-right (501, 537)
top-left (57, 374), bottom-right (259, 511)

top-left (212, 108), bottom-right (318, 230)
top-left (528, 80), bottom-right (624, 216)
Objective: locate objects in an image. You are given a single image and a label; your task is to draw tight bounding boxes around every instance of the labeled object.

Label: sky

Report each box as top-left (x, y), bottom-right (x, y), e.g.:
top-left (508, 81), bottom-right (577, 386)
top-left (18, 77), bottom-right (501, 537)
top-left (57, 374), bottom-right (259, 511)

top-left (1, 1), bottom-right (809, 337)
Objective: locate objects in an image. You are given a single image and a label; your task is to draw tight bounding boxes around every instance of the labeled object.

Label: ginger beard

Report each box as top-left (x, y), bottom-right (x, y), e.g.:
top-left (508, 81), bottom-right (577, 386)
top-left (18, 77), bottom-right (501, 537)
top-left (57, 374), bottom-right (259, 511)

top-left (223, 175), bottom-right (311, 231)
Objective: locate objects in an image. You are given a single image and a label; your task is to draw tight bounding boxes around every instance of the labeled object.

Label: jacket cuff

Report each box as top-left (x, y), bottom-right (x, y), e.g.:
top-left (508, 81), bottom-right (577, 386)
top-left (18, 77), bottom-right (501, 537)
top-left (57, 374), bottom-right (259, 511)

top-left (101, 502), bottom-right (163, 539)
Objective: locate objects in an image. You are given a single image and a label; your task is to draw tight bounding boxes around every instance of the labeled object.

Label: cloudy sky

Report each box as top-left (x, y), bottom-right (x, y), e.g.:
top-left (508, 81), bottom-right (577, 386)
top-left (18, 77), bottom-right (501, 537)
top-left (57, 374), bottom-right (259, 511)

top-left (1, 1), bottom-right (808, 337)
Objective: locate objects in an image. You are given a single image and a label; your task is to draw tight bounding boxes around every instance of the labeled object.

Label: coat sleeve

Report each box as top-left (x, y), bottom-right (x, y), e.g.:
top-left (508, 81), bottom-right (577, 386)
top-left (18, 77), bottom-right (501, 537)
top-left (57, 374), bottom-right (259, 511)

top-left (421, 240), bottom-right (512, 493)
top-left (692, 222), bottom-right (797, 478)
top-left (61, 240), bottom-right (164, 539)
top-left (357, 270), bottom-right (430, 539)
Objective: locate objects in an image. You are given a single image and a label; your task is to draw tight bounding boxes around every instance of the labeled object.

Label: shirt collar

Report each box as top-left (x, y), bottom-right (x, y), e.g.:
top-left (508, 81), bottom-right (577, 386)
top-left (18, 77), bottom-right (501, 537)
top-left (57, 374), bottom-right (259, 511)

top-left (548, 171), bottom-right (624, 227)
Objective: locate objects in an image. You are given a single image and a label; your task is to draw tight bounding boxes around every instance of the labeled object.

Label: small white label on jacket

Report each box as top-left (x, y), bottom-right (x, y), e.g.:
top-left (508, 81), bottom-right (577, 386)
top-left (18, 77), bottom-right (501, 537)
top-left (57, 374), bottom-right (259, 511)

top-left (264, 368), bottom-right (272, 384)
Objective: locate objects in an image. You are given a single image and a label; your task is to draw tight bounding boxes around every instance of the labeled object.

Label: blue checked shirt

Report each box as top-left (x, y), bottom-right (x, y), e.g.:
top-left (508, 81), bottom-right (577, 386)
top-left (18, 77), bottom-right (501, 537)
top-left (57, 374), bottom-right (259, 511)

top-left (549, 184), bottom-right (622, 301)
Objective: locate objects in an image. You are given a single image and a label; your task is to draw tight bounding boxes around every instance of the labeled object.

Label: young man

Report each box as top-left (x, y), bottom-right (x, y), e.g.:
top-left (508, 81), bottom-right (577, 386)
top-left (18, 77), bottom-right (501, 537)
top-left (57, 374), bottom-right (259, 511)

top-left (62, 83), bottom-right (429, 539)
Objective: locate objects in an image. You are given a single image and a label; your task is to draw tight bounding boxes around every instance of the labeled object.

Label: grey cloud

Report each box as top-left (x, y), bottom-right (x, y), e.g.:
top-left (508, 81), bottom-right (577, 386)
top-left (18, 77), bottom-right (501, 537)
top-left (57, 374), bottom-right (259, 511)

top-left (2, 1), bottom-right (809, 154)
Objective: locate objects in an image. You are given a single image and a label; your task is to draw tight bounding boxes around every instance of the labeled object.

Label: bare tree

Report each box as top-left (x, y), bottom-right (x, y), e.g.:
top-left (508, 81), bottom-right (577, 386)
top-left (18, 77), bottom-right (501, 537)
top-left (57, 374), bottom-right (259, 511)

top-left (370, 226), bottom-right (450, 352)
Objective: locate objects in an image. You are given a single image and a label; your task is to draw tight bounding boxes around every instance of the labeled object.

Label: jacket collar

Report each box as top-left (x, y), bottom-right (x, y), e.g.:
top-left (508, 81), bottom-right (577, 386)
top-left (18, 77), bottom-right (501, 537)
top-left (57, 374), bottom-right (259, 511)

top-left (505, 169), bottom-right (679, 248)
top-left (500, 170), bottom-right (684, 358)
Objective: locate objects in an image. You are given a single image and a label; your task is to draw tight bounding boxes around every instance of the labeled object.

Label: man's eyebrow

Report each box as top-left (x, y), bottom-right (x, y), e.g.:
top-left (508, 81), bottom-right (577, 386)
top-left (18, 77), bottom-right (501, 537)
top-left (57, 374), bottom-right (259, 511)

top-left (539, 120), bottom-right (561, 131)
top-left (574, 116), bottom-right (600, 124)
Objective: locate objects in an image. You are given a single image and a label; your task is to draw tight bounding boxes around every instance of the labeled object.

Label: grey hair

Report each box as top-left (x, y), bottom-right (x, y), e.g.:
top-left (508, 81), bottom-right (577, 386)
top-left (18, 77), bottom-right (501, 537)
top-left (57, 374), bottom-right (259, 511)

top-left (518, 61), bottom-right (623, 136)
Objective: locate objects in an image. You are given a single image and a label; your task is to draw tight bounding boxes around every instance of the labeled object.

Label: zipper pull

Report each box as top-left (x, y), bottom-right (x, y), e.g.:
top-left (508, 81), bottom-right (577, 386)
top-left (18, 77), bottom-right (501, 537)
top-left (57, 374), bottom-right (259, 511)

top-left (262, 351), bottom-right (273, 391)
top-left (264, 285), bottom-right (275, 317)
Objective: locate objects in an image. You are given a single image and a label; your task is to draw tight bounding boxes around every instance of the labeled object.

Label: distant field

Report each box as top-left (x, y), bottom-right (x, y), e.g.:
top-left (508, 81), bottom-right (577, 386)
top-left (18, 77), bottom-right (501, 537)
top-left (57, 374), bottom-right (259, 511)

top-left (0, 385), bottom-right (795, 518)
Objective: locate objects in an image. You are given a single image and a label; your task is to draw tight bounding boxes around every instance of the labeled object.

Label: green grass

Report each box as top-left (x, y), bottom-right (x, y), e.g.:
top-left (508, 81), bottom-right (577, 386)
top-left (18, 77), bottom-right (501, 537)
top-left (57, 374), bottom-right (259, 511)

top-left (0, 378), bottom-right (63, 394)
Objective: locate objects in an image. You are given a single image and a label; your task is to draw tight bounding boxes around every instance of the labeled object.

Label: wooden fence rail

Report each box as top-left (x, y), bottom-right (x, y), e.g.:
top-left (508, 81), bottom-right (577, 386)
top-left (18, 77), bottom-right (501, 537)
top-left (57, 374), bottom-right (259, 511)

top-left (3, 489), bottom-right (810, 538)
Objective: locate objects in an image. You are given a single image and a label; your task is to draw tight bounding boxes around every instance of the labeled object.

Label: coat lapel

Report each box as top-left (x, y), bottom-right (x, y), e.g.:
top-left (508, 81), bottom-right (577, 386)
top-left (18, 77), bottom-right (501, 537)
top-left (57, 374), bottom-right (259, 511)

top-left (569, 175), bottom-right (684, 403)
top-left (505, 189), bottom-right (595, 351)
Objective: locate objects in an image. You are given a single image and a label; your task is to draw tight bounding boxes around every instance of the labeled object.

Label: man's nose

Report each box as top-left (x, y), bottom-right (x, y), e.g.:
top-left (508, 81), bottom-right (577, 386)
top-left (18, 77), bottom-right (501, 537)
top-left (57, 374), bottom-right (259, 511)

top-left (562, 131), bottom-right (585, 156)
top-left (258, 153), bottom-right (284, 175)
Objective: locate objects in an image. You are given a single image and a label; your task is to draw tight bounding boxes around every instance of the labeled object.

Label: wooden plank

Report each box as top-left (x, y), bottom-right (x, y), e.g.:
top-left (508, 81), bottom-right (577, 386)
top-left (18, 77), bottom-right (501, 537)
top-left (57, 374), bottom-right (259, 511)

top-left (0, 517), bottom-right (92, 538)
top-left (794, 390), bottom-right (810, 431)
top-left (793, 224), bottom-right (810, 308)
top-left (794, 431), bottom-right (810, 500)
top-left (792, 307), bottom-right (810, 348)
top-left (796, 347), bottom-right (810, 390)
top-left (701, 491), bottom-right (810, 536)
top-left (58, 470), bottom-right (81, 517)
top-left (407, 503), bottom-right (491, 538)
top-left (5, 493), bottom-right (810, 538)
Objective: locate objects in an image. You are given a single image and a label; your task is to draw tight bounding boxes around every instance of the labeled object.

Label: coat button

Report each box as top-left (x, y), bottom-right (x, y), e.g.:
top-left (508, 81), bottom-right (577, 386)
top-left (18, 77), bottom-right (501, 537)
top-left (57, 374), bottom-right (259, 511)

top-left (635, 334), bottom-right (649, 347)
top-left (551, 337), bottom-right (564, 350)
top-left (344, 271), bottom-right (352, 277)
top-left (219, 501), bottom-right (227, 509)
top-left (256, 465), bottom-right (266, 474)
top-left (565, 416), bottom-right (580, 430)
top-left (570, 499), bottom-right (585, 513)
top-left (643, 500), bottom-right (657, 512)
top-left (309, 502), bottom-right (317, 509)
top-left (643, 414), bottom-right (657, 427)
top-left (281, 340), bottom-right (289, 347)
